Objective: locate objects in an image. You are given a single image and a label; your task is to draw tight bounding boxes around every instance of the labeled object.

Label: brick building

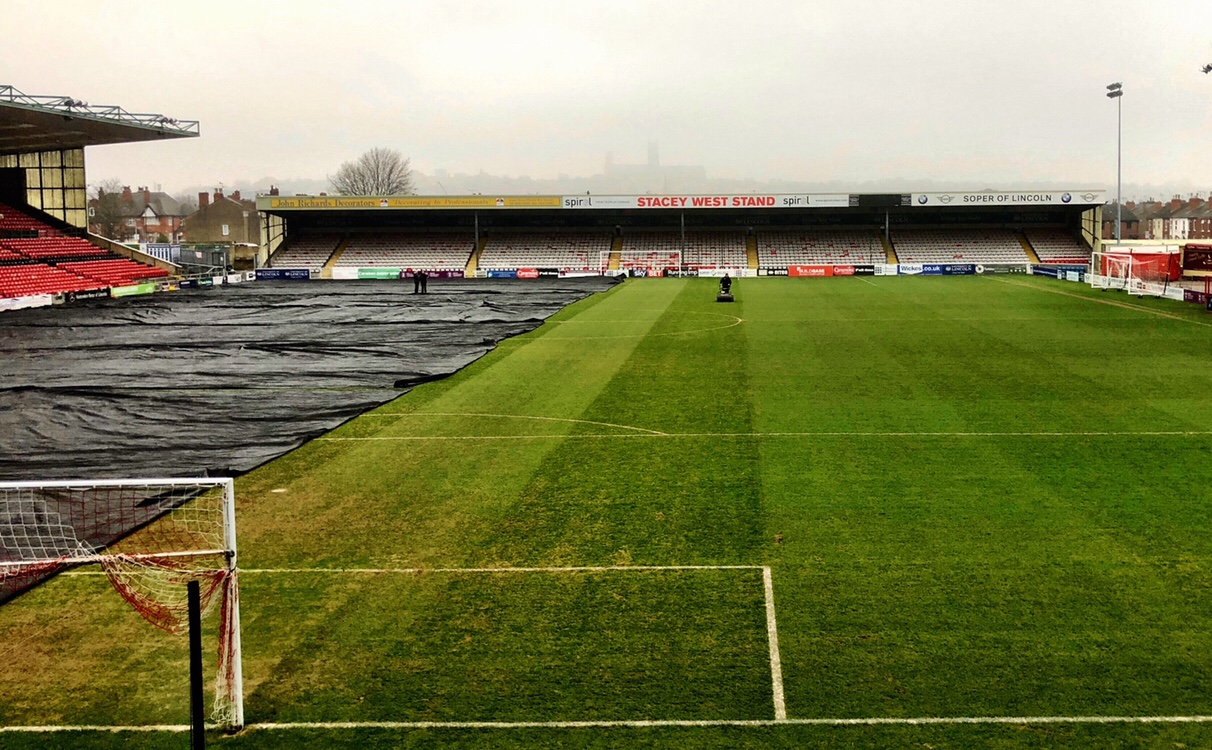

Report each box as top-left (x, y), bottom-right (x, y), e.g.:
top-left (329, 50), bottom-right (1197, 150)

top-left (181, 188), bottom-right (261, 245)
top-left (1101, 203), bottom-right (1141, 240)
top-left (88, 186), bottom-right (187, 242)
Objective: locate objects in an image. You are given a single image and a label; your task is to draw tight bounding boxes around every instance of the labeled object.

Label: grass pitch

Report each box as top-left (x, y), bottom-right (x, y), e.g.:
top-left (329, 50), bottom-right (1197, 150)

top-left (4, 275), bottom-right (1212, 748)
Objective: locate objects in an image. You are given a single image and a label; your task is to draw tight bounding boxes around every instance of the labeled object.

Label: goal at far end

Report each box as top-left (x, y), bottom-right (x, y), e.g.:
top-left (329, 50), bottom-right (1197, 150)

top-left (0, 477), bottom-right (244, 728)
top-left (1089, 249), bottom-right (1176, 297)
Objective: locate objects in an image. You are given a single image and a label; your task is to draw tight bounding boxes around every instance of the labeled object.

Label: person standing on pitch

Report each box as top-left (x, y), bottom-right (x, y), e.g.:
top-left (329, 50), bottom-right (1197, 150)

top-left (411, 269), bottom-right (421, 294)
top-left (420, 269), bottom-right (429, 294)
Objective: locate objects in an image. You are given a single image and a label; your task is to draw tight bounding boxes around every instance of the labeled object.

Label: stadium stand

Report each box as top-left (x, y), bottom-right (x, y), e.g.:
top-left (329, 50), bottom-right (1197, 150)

top-left (269, 233), bottom-right (341, 269)
top-left (1025, 228), bottom-right (1093, 265)
top-left (0, 201), bottom-right (54, 236)
top-left (621, 231), bottom-right (747, 270)
top-left (0, 202), bottom-right (167, 298)
top-left (478, 232), bottom-right (611, 271)
top-left (757, 229), bottom-right (885, 266)
top-left (335, 232), bottom-right (474, 270)
top-left (0, 237), bottom-right (109, 262)
top-left (0, 264), bottom-right (105, 297)
top-left (892, 228), bottom-right (1029, 264)
top-left (58, 258), bottom-right (169, 286)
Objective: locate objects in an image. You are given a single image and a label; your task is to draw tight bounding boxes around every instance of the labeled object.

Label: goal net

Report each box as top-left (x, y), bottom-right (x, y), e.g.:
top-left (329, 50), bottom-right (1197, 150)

top-left (616, 250), bottom-right (682, 275)
top-left (0, 478), bottom-right (244, 728)
top-left (1089, 250), bottom-right (1175, 297)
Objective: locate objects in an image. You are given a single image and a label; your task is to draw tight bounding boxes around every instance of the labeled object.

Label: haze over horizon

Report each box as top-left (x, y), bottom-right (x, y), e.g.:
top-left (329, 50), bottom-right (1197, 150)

top-left (3, 0), bottom-right (1210, 200)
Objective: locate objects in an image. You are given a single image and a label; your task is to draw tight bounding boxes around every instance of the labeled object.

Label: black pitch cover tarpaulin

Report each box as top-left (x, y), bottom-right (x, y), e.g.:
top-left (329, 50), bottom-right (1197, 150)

top-left (0, 278), bottom-right (617, 480)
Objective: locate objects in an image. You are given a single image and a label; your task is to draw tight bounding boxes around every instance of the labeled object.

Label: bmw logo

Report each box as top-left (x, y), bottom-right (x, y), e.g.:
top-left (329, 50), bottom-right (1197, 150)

top-left (1061, 193), bottom-right (1072, 203)
top-left (917, 195), bottom-right (928, 204)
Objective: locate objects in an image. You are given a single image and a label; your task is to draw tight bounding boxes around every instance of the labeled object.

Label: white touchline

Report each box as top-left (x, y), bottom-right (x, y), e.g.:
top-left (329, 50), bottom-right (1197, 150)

top-left (7, 715), bottom-right (1212, 732)
top-left (318, 430), bottom-right (1212, 441)
top-left (237, 565), bottom-right (764, 574)
top-left (763, 567), bottom-right (787, 720)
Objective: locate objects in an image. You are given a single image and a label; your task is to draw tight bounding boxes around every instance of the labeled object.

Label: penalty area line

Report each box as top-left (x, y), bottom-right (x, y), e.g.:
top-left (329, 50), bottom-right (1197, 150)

top-left (8, 716), bottom-right (1212, 733)
top-left (763, 567), bottom-right (787, 720)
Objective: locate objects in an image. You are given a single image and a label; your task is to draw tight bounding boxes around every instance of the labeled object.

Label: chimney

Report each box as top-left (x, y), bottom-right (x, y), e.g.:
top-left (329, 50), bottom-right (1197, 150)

top-left (1126, 201), bottom-right (1136, 210)
top-left (269, 185), bottom-right (280, 196)
top-left (1191, 197), bottom-right (1203, 210)
top-left (198, 191), bottom-right (209, 209)
top-left (231, 190), bottom-right (241, 202)
top-left (122, 185), bottom-right (132, 201)
top-left (214, 188), bottom-right (224, 202)
top-left (1171, 199), bottom-right (1183, 212)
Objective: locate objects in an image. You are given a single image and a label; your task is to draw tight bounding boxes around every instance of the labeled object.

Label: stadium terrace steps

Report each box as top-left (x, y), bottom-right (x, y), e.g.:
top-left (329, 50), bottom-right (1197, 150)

top-left (746, 235), bottom-right (759, 270)
top-left (883, 233), bottom-right (897, 264)
top-left (466, 237), bottom-right (486, 275)
top-left (269, 233), bottom-right (341, 270)
top-left (1017, 231), bottom-right (1042, 264)
top-left (323, 237), bottom-right (351, 276)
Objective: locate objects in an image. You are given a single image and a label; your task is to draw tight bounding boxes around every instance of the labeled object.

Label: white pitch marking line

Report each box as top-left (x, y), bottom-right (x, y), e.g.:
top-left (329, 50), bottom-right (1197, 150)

top-left (319, 430), bottom-right (1212, 442)
top-left (362, 411), bottom-right (670, 435)
top-left (763, 566), bottom-right (787, 721)
top-left (64, 564), bottom-right (764, 578)
top-left (238, 565), bottom-right (764, 574)
top-left (8, 715), bottom-right (1212, 732)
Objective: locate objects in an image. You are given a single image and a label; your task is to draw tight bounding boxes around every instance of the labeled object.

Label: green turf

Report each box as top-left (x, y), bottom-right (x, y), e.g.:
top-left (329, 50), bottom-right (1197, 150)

top-left (4, 275), bottom-right (1212, 748)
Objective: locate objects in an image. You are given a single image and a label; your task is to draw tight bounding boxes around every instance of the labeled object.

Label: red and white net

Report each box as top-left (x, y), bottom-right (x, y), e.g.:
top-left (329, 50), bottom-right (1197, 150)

top-left (0, 479), bottom-right (242, 727)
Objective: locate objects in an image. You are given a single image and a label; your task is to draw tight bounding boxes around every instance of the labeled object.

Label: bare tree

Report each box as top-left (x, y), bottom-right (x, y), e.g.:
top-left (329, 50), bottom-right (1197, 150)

top-left (329, 148), bottom-right (416, 195)
top-left (89, 178), bottom-right (128, 241)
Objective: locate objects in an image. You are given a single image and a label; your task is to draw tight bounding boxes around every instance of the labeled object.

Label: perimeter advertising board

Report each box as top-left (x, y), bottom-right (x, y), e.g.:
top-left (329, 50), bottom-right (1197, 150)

top-left (110, 283), bottom-right (156, 298)
top-left (911, 190), bottom-right (1105, 207)
top-left (256, 268), bottom-right (311, 280)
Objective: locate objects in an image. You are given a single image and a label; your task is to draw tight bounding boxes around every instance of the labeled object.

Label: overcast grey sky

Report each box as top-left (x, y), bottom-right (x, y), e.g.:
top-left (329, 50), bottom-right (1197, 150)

top-left (3, 0), bottom-right (1210, 195)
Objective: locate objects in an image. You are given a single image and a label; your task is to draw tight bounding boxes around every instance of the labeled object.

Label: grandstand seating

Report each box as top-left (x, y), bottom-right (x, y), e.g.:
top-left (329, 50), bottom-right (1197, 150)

top-left (59, 258), bottom-right (169, 286)
top-left (478, 232), bottom-right (611, 271)
top-left (0, 237), bottom-right (109, 261)
top-left (0, 264), bottom-right (105, 298)
top-left (0, 201), bottom-right (169, 299)
top-left (620, 231), bottom-right (747, 271)
top-left (757, 229), bottom-right (884, 266)
top-left (270, 234), bottom-right (341, 269)
top-left (0, 202), bottom-right (52, 236)
top-left (892, 228), bottom-right (1029, 264)
top-left (1025, 228), bottom-right (1093, 265)
top-left (336, 233), bottom-right (474, 270)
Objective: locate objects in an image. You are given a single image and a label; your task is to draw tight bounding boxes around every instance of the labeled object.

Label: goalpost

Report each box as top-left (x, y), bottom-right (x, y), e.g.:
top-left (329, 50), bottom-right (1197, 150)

top-left (1089, 250), bottom-right (1176, 297)
top-left (0, 477), bottom-right (244, 729)
top-left (614, 250), bottom-right (682, 274)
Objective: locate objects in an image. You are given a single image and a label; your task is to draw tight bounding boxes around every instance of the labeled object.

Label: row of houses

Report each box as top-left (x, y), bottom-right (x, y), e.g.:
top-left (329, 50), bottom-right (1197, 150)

top-left (1101, 196), bottom-right (1212, 242)
top-left (87, 185), bottom-right (275, 245)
